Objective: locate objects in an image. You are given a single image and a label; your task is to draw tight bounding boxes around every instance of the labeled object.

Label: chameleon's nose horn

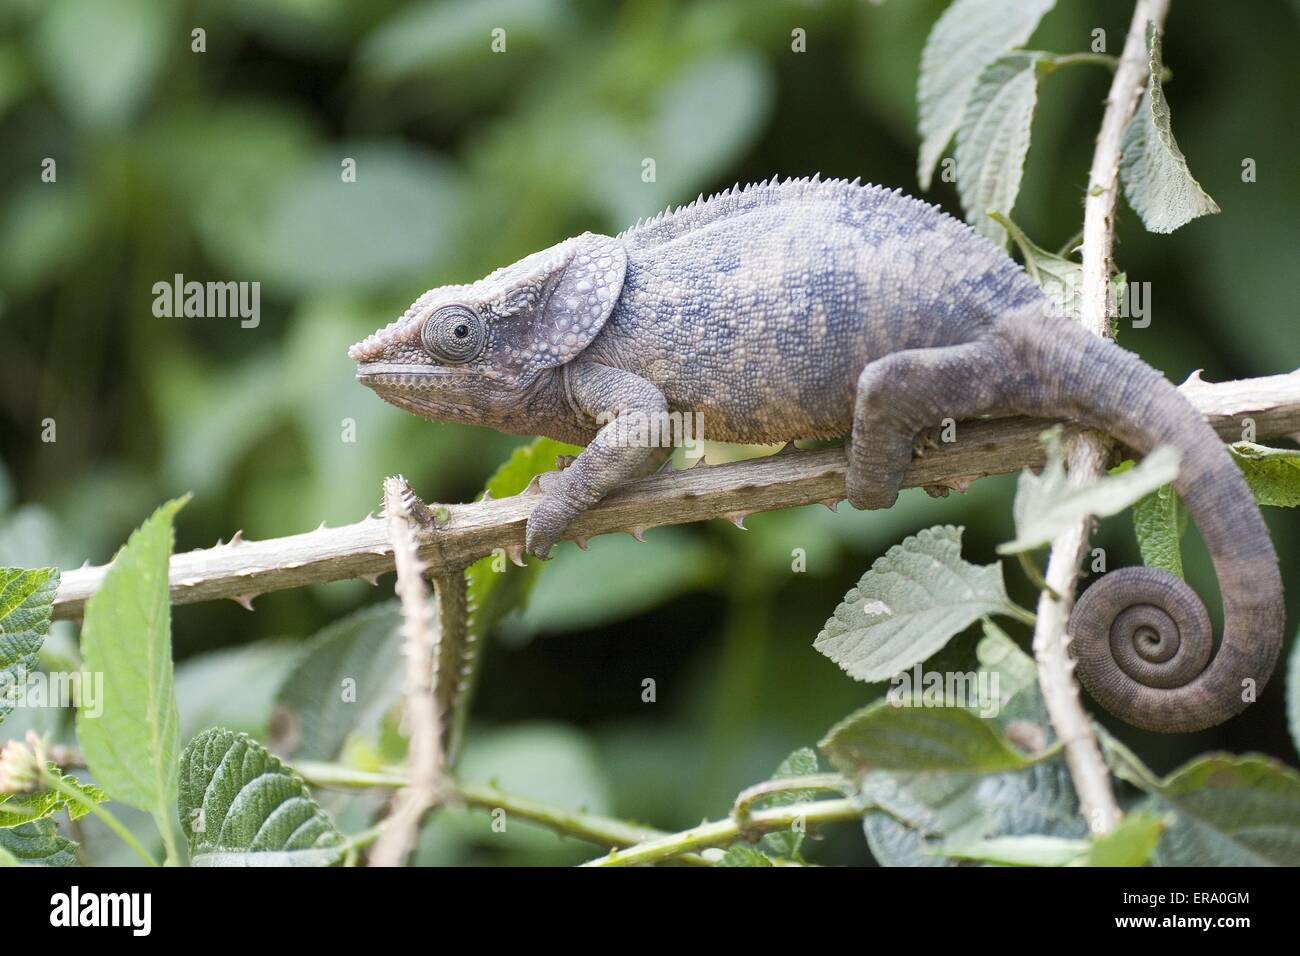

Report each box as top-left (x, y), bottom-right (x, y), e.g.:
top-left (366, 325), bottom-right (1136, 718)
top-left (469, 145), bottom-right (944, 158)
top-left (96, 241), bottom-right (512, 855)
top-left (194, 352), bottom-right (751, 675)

top-left (348, 335), bottom-right (382, 362)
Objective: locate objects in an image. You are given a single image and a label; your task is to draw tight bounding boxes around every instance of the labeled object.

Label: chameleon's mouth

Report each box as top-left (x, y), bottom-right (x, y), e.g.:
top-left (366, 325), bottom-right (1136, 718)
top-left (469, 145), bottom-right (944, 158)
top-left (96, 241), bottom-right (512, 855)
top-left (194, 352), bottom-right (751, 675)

top-left (355, 363), bottom-right (470, 388)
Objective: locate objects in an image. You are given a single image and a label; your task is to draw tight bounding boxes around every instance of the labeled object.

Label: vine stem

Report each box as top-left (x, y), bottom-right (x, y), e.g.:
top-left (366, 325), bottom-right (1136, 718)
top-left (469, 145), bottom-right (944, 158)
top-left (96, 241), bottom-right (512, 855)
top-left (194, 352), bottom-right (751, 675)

top-left (731, 774), bottom-right (848, 822)
top-left (39, 766), bottom-right (160, 868)
top-left (297, 762), bottom-right (683, 855)
top-left (295, 762), bottom-right (851, 866)
top-left (1044, 52), bottom-right (1120, 72)
top-left (1032, 0), bottom-right (1171, 836)
top-left (582, 799), bottom-right (862, 867)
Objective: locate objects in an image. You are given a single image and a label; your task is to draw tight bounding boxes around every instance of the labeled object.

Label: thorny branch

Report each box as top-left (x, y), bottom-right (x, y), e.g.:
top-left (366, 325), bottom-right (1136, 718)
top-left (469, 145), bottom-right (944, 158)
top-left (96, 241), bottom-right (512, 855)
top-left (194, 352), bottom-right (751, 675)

top-left (50, 370), bottom-right (1300, 620)
top-left (1034, 0), bottom-right (1172, 836)
top-left (367, 477), bottom-right (449, 867)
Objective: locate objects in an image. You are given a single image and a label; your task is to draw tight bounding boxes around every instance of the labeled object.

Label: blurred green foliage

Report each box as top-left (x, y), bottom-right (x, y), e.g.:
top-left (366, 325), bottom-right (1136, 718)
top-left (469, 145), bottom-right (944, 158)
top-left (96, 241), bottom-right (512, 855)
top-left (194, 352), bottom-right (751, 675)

top-left (0, 0), bottom-right (1297, 865)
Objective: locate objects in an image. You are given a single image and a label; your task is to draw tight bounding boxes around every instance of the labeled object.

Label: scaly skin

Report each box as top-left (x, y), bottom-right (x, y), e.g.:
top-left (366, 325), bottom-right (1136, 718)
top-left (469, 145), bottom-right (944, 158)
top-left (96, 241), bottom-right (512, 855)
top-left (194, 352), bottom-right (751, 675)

top-left (350, 176), bottom-right (1283, 733)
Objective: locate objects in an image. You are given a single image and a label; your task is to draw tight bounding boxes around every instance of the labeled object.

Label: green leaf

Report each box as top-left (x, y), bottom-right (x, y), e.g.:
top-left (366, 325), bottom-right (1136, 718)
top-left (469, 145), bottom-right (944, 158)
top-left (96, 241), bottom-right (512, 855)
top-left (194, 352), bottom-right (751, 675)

top-left (975, 619), bottom-right (1039, 716)
top-left (916, 0), bottom-right (1055, 190)
top-left (76, 497), bottom-right (186, 853)
top-left (862, 759), bottom-right (1082, 867)
top-left (759, 747), bottom-right (823, 862)
top-left (955, 52), bottom-right (1044, 242)
top-left (1119, 23), bottom-right (1220, 233)
top-left (0, 567), bottom-right (58, 727)
top-left (999, 430), bottom-right (1180, 554)
top-left (991, 212), bottom-right (1081, 320)
top-left (1228, 442), bottom-right (1300, 507)
top-left (0, 819), bottom-right (77, 866)
top-left (0, 765), bottom-right (106, 828)
top-left (179, 727), bottom-right (346, 867)
top-left (850, 636), bottom-right (1078, 866)
top-left (1151, 755), bottom-right (1300, 866)
top-left (459, 438), bottom-right (583, 754)
top-left (821, 699), bottom-right (1033, 781)
top-left (815, 526), bottom-right (1022, 683)
top-left (1288, 635), bottom-right (1300, 759)
top-left (1131, 482), bottom-right (1187, 578)
top-left (718, 845), bottom-right (774, 867)
top-left (272, 602), bottom-right (404, 761)
top-left (938, 811), bottom-right (1166, 866)
top-left (939, 833), bottom-right (1087, 866)
top-left (1085, 810), bottom-right (1167, 866)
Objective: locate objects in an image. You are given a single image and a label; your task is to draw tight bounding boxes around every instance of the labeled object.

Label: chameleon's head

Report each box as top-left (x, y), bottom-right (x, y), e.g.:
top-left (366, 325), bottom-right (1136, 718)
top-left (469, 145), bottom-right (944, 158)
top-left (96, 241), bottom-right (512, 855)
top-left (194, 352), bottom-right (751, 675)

top-left (349, 232), bottom-right (626, 431)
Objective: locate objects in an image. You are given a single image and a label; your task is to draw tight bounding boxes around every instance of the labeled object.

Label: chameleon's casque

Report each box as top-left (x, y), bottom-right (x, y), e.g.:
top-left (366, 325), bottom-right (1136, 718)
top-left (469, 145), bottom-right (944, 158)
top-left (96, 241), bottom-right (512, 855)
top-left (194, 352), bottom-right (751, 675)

top-left (350, 176), bottom-right (1284, 734)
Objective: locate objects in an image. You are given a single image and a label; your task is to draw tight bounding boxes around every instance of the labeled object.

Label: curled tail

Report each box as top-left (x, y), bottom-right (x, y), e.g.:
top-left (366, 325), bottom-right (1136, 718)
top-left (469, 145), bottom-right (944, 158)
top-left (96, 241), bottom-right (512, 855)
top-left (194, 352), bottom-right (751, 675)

top-left (996, 308), bottom-right (1284, 733)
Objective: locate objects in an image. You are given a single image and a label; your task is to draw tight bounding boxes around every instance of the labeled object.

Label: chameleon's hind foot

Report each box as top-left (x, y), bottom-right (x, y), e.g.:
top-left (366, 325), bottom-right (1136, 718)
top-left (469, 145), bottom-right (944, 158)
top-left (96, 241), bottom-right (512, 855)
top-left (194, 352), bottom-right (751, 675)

top-left (844, 466), bottom-right (903, 511)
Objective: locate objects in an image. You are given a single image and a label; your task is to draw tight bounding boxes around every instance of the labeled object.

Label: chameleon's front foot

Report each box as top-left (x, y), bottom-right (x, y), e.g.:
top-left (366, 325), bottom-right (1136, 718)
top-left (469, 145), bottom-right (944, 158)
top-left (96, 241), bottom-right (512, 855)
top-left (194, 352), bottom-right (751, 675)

top-left (523, 470), bottom-right (585, 559)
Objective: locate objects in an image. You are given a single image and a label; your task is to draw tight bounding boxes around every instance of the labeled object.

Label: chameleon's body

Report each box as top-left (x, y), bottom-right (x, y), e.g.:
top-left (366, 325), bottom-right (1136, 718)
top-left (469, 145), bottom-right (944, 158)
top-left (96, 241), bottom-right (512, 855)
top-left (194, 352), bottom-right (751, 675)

top-left (350, 177), bottom-right (1283, 733)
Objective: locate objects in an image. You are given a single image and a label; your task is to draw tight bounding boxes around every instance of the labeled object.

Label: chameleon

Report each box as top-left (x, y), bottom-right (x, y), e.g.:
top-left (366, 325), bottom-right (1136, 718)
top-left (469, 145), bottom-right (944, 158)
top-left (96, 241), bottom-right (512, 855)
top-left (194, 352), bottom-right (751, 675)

top-left (349, 176), bottom-right (1283, 733)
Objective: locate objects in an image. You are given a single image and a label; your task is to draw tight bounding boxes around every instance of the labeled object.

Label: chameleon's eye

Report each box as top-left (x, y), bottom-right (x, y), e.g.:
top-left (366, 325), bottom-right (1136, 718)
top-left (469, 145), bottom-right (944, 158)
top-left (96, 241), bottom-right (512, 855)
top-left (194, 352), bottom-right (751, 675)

top-left (422, 305), bottom-right (486, 364)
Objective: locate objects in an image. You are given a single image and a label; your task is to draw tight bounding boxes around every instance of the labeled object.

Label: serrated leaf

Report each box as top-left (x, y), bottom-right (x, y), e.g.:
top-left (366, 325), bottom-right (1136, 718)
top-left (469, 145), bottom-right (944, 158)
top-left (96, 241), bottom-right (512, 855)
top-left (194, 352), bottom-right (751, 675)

top-left (916, 0), bottom-right (1055, 189)
top-left (1119, 23), bottom-right (1220, 233)
top-left (992, 212), bottom-right (1081, 320)
top-left (862, 758), bottom-right (1083, 867)
top-left (1228, 442), bottom-right (1300, 507)
top-left (179, 727), bottom-right (346, 867)
top-left (821, 699), bottom-right (1032, 782)
top-left (1131, 482), bottom-right (1187, 578)
top-left (0, 567), bottom-right (58, 727)
top-left (759, 747), bottom-right (823, 862)
top-left (815, 526), bottom-right (1021, 682)
top-left (850, 637), bottom-right (1074, 867)
top-left (273, 602), bottom-right (404, 761)
top-left (0, 818), bottom-right (77, 866)
top-left (76, 497), bottom-right (186, 852)
top-left (955, 52), bottom-right (1044, 242)
top-left (717, 845), bottom-right (774, 867)
top-left (1085, 810), bottom-right (1167, 866)
top-left (0, 765), bottom-right (106, 827)
top-left (1151, 755), bottom-right (1300, 866)
top-left (999, 431), bottom-right (1180, 554)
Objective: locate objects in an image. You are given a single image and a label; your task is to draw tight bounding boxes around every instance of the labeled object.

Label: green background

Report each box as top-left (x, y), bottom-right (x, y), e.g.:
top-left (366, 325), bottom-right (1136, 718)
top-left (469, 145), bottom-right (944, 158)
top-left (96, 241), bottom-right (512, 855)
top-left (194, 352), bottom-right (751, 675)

top-left (1, 0), bottom-right (1296, 864)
